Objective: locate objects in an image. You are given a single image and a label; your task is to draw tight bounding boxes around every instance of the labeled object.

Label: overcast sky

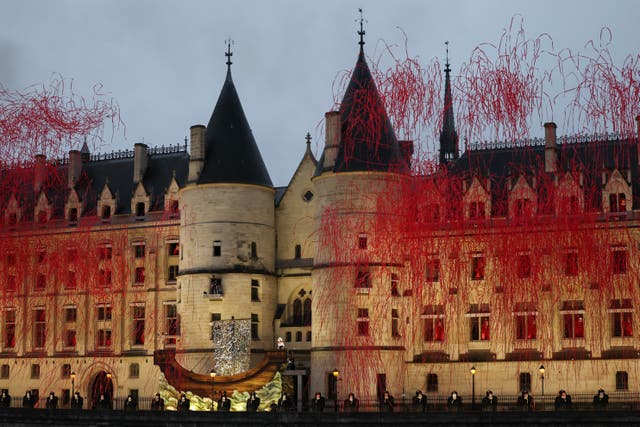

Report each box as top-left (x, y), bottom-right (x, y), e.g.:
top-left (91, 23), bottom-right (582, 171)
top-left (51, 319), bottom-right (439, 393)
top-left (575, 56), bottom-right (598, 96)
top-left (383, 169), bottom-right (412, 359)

top-left (1, 0), bottom-right (639, 186)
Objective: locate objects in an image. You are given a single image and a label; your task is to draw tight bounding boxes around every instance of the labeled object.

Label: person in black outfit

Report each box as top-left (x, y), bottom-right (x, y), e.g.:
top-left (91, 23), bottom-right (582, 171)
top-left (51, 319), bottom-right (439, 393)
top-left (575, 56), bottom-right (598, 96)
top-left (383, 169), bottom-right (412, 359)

top-left (481, 390), bottom-right (497, 412)
top-left (554, 390), bottom-right (572, 411)
top-left (150, 393), bottom-right (164, 411)
top-left (517, 390), bottom-right (534, 411)
top-left (311, 392), bottom-right (325, 412)
top-left (593, 389), bottom-right (608, 408)
top-left (45, 392), bottom-right (58, 409)
top-left (278, 392), bottom-right (293, 411)
top-left (218, 391), bottom-right (231, 412)
top-left (124, 394), bottom-right (137, 411)
top-left (246, 391), bottom-right (260, 412)
top-left (412, 390), bottom-right (427, 412)
top-left (70, 392), bottom-right (83, 409)
top-left (0, 390), bottom-right (11, 408)
top-left (343, 393), bottom-right (359, 412)
top-left (178, 393), bottom-right (190, 411)
top-left (379, 390), bottom-right (394, 412)
top-left (23, 391), bottom-right (36, 408)
top-left (446, 391), bottom-right (462, 412)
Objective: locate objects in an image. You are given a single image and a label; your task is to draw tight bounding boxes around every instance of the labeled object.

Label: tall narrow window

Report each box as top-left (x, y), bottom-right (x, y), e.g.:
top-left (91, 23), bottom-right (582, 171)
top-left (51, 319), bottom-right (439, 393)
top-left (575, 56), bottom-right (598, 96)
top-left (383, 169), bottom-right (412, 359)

top-left (210, 276), bottom-right (222, 295)
top-left (469, 304), bottom-right (490, 341)
top-left (561, 300), bottom-right (585, 339)
top-left (355, 268), bottom-right (371, 288)
top-left (609, 193), bottom-right (626, 212)
top-left (213, 240), bottom-right (221, 257)
top-left (616, 371), bottom-right (629, 390)
top-left (66, 270), bottom-right (77, 290)
top-left (96, 304), bottom-right (112, 349)
top-left (97, 329), bottom-right (112, 348)
top-left (251, 279), bottom-right (260, 302)
top-left (64, 306), bottom-right (77, 348)
top-left (610, 299), bottom-right (633, 337)
top-left (357, 308), bottom-right (369, 336)
top-left (421, 305), bottom-right (445, 342)
top-left (135, 202), bottom-right (145, 217)
top-left (564, 251), bottom-right (578, 276)
top-left (134, 243), bottom-right (145, 258)
top-left (469, 201), bottom-right (485, 219)
top-left (390, 273), bottom-right (400, 296)
top-left (168, 242), bottom-right (179, 257)
top-left (135, 267), bottom-right (145, 284)
top-left (391, 309), bottom-right (400, 337)
top-left (514, 303), bottom-right (537, 340)
top-left (471, 255), bottom-right (485, 280)
top-left (6, 275), bottom-right (16, 292)
top-left (68, 208), bottom-right (78, 223)
top-left (4, 310), bottom-right (16, 349)
top-left (210, 313), bottom-right (221, 340)
top-left (294, 244), bottom-right (302, 259)
top-left (132, 305), bottom-right (145, 345)
top-left (425, 258), bottom-right (440, 282)
top-left (250, 242), bottom-right (258, 259)
top-left (519, 373), bottom-right (531, 392)
top-left (0, 364), bottom-right (9, 379)
top-left (165, 304), bottom-right (179, 345)
top-left (303, 298), bottom-right (312, 325)
top-left (358, 233), bottom-right (367, 250)
top-left (293, 299), bottom-right (302, 325)
top-left (102, 205), bottom-right (111, 220)
top-left (35, 274), bottom-right (46, 291)
top-left (34, 309), bottom-right (46, 349)
top-left (168, 265), bottom-right (179, 282)
top-left (612, 248), bottom-right (628, 274)
top-left (98, 244), bottom-right (112, 260)
top-left (251, 313), bottom-right (259, 340)
top-left (517, 254), bottom-right (532, 278)
top-left (426, 374), bottom-right (438, 392)
top-left (129, 363), bottom-right (140, 378)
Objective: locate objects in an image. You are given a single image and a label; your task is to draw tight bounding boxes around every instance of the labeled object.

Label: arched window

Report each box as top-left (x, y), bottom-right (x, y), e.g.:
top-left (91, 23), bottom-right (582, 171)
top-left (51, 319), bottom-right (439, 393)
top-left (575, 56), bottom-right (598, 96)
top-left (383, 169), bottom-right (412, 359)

top-left (303, 298), bottom-right (312, 325)
top-left (293, 299), bottom-right (302, 325)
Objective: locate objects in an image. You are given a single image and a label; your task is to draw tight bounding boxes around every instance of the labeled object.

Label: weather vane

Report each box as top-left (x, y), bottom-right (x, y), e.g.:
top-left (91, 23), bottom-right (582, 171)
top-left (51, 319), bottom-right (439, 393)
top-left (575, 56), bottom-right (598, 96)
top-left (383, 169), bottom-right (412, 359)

top-left (357, 8), bottom-right (366, 47)
top-left (445, 40), bottom-right (450, 71)
top-left (225, 38), bottom-right (234, 69)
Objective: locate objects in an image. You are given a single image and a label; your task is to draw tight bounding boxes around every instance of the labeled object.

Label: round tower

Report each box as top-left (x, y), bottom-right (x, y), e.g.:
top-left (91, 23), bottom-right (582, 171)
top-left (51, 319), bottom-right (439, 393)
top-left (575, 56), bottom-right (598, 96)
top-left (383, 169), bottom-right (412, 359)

top-left (311, 30), bottom-right (411, 400)
top-left (177, 49), bottom-right (276, 374)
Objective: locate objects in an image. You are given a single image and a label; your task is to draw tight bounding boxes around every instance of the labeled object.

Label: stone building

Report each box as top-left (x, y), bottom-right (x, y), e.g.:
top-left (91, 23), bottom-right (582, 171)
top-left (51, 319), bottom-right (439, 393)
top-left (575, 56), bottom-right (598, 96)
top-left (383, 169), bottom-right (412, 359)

top-left (1, 27), bottom-right (639, 409)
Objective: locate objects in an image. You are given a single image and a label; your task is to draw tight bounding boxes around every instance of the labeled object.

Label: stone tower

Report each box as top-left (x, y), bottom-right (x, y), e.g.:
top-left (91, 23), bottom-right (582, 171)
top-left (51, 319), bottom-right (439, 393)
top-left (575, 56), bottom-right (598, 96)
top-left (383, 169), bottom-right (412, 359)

top-left (177, 46), bottom-right (276, 373)
top-left (310, 23), bottom-right (411, 398)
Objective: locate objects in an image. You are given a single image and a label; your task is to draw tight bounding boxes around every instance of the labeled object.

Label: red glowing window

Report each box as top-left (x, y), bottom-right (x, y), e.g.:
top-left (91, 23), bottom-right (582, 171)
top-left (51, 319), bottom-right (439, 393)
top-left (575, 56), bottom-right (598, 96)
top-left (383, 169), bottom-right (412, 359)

top-left (65, 330), bottom-right (76, 348)
top-left (168, 242), bottom-right (179, 257)
top-left (135, 267), bottom-right (145, 284)
top-left (469, 304), bottom-right (490, 341)
top-left (564, 252), bottom-right (578, 276)
top-left (609, 193), bottom-right (626, 213)
top-left (471, 256), bottom-right (485, 280)
top-left (561, 301), bottom-right (585, 339)
top-left (611, 299), bottom-right (633, 338)
top-left (515, 313), bottom-right (537, 340)
top-left (97, 329), bottom-right (112, 348)
top-left (422, 305), bottom-right (445, 342)
top-left (97, 305), bottom-right (112, 321)
top-left (355, 268), bottom-right (371, 288)
top-left (358, 233), bottom-right (367, 250)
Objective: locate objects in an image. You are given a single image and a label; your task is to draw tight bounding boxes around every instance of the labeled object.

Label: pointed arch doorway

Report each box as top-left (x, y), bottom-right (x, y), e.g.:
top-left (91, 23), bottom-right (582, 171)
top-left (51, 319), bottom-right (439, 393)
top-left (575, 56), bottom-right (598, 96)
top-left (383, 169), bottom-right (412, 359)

top-left (90, 371), bottom-right (114, 409)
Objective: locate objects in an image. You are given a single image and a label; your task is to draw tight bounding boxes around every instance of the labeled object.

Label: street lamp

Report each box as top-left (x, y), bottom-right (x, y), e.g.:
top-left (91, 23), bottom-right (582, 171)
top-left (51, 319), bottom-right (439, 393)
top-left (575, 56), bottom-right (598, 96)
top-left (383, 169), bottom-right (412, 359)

top-left (539, 365), bottom-right (545, 395)
top-left (106, 373), bottom-right (113, 410)
top-left (470, 366), bottom-right (477, 410)
top-left (332, 368), bottom-right (340, 412)
top-left (209, 369), bottom-right (216, 411)
top-left (70, 372), bottom-right (76, 402)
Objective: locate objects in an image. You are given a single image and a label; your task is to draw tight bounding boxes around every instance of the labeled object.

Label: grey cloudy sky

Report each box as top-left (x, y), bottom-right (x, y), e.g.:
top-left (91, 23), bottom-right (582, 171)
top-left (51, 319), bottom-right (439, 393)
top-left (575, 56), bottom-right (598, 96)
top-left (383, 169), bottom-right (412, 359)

top-left (1, 0), bottom-right (639, 186)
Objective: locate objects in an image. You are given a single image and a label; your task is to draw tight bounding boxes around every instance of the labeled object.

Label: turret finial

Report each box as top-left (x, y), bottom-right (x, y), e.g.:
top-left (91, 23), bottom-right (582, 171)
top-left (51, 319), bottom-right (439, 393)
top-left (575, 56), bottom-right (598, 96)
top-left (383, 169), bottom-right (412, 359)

top-left (357, 8), bottom-right (366, 47)
top-left (225, 38), bottom-right (234, 70)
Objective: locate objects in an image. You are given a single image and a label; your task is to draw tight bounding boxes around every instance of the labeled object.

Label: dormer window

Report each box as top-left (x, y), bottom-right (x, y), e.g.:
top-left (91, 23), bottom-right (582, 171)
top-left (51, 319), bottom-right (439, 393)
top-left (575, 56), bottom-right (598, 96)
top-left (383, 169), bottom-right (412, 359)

top-left (609, 193), bottom-right (626, 213)
top-left (102, 205), bottom-right (111, 221)
top-left (8, 213), bottom-right (17, 226)
top-left (37, 210), bottom-right (47, 224)
top-left (135, 202), bottom-right (145, 218)
top-left (68, 208), bottom-right (78, 224)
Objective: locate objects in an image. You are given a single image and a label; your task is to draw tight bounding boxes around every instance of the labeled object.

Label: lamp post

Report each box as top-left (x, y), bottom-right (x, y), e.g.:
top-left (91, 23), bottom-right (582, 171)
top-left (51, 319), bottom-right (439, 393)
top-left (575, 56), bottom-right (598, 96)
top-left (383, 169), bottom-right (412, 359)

top-left (539, 365), bottom-right (545, 410)
top-left (470, 366), bottom-right (477, 410)
top-left (106, 373), bottom-right (113, 410)
top-left (209, 369), bottom-right (216, 411)
top-left (70, 372), bottom-right (76, 402)
top-left (332, 368), bottom-right (339, 412)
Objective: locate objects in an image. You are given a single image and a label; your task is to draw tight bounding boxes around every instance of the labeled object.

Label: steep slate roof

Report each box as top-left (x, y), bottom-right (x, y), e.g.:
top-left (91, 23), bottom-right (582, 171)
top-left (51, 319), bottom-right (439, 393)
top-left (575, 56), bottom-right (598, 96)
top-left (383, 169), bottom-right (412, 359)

top-left (452, 138), bottom-right (640, 213)
top-left (198, 68), bottom-right (273, 187)
top-left (333, 46), bottom-right (407, 173)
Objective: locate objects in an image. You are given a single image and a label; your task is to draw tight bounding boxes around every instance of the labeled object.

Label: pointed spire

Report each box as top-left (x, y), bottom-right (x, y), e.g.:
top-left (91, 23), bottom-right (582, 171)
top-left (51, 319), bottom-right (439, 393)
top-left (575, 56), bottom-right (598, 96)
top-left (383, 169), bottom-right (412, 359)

top-left (439, 40), bottom-right (459, 164)
top-left (305, 132), bottom-right (312, 154)
top-left (357, 8), bottom-right (366, 48)
top-left (225, 38), bottom-right (234, 82)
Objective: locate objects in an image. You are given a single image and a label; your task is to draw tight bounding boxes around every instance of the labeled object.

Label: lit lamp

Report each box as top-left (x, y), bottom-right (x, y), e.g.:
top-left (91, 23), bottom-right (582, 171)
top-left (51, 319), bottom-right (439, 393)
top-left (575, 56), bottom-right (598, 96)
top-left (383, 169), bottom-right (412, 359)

top-left (70, 372), bottom-right (76, 400)
top-left (210, 369), bottom-right (216, 411)
top-left (332, 369), bottom-right (340, 412)
top-left (470, 366), bottom-right (477, 410)
top-left (539, 365), bottom-right (545, 396)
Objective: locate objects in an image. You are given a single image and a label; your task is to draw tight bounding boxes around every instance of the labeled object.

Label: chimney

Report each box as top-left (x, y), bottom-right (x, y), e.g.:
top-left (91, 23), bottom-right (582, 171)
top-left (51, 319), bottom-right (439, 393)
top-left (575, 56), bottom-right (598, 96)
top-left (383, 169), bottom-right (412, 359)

top-left (133, 143), bottom-right (148, 184)
top-left (68, 150), bottom-right (82, 189)
top-left (34, 154), bottom-right (46, 193)
top-left (321, 111), bottom-right (341, 172)
top-left (188, 125), bottom-right (206, 183)
top-left (399, 140), bottom-right (414, 167)
top-left (544, 122), bottom-right (558, 173)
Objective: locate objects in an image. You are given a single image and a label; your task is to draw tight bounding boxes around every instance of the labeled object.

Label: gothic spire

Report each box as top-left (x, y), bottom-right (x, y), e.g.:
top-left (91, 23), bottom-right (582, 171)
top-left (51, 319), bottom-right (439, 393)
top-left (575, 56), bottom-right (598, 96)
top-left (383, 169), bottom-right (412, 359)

top-left (439, 41), bottom-right (459, 164)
